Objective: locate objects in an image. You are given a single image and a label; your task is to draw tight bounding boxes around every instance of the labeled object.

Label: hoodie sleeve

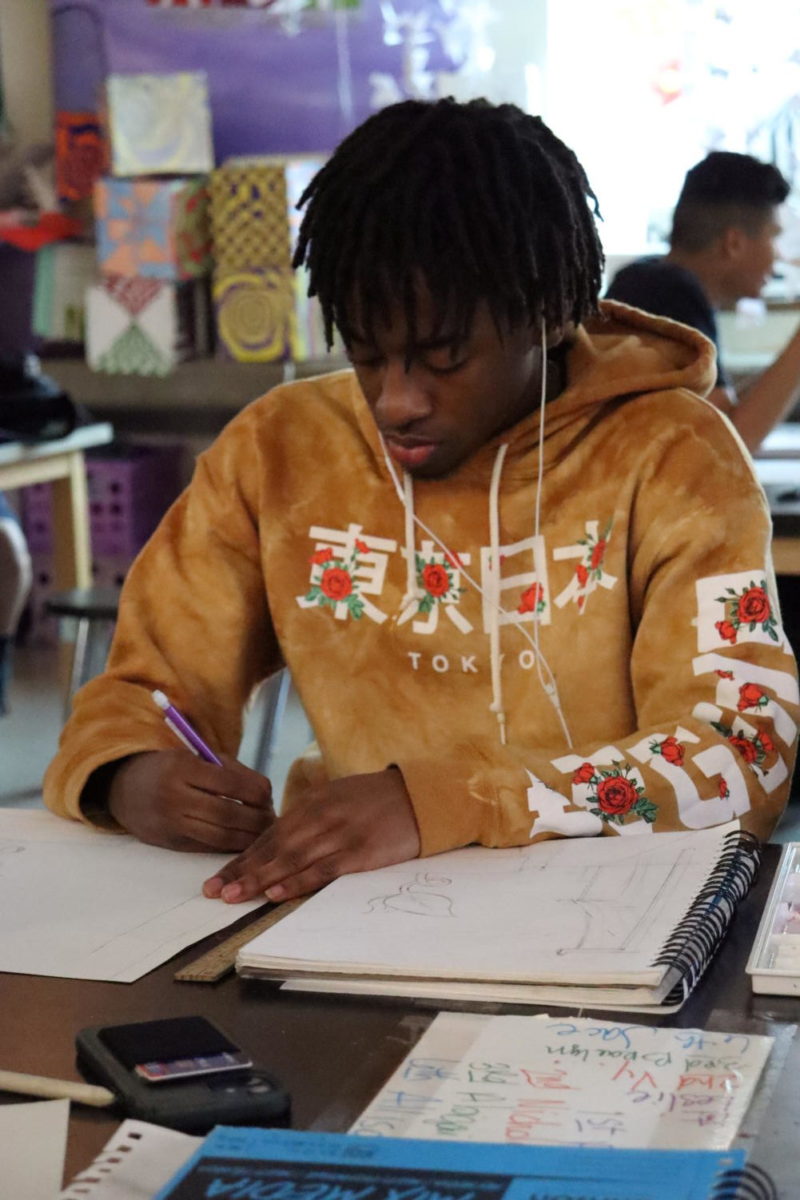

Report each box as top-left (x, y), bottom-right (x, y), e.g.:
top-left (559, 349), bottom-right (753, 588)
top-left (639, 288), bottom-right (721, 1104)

top-left (43, 405), bottom-right (281, 825)
top-left (397, 406), bottom-right (799, 855)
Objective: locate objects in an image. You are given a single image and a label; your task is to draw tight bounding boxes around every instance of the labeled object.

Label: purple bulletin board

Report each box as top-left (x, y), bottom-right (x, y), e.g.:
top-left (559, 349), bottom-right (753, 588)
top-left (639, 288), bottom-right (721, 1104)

top-left (49, 0), bottom-right (472, 159)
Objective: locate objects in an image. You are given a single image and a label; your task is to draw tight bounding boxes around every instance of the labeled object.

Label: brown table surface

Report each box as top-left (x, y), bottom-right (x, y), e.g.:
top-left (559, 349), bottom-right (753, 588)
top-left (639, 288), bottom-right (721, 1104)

top-left (1, 844), bottom-right (798, 1194)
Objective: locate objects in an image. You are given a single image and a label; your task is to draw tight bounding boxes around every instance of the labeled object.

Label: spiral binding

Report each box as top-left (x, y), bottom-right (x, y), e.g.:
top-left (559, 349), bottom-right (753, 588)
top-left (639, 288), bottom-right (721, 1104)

top-left (651, 829), bottom-right (761, 1007)
top-left (711, 1161), bottom-right (777, 1199)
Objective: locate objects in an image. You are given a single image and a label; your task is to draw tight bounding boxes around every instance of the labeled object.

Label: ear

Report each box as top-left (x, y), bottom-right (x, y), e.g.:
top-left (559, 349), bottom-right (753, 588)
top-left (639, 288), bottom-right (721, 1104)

top-left (719, 226), bottom-right (748, 261)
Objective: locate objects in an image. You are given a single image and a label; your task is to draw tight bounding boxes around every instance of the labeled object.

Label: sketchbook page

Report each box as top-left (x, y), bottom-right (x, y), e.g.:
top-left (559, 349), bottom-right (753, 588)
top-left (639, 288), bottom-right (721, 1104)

top-left (238, 823), bottom-right (738, 986)
top-left (2, 1098), bottom-right (69, 1200)
top-left (60, 1120), bottom-right (199, 1200)
top-left (0, 808), bottom-right (264, 981)
top-left (352, 1014), bottom-right (773, 1152)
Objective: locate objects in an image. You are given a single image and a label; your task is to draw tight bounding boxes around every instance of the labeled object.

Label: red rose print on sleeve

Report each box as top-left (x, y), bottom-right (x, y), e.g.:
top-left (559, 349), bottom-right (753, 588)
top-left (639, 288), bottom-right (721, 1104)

top-left (572, 762), bottom-right (596, 785)
top-left (711, 718), bottom-right (771, 769)
top-left (715, 579), bottom-right (779, 643)
top-left (596, 776), bottom-right (638, 815)
top-left (583, 762), bottom-right (657, 826)
top-left (737, 587), bottom-right (771, 625)
top-left (728, 735), bottom-right (759, 764)
top-left (737, 682), bottom-right (768, 712)
top-left (649, 735), bottom-right (685, 766)
top-left (757, 730), bottom-right (775, 755)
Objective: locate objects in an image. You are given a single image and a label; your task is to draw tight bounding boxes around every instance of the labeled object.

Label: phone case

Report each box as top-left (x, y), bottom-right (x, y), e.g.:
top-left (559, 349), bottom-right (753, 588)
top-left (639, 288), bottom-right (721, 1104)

top-left (76, 1018), bottom-right (291, 1133)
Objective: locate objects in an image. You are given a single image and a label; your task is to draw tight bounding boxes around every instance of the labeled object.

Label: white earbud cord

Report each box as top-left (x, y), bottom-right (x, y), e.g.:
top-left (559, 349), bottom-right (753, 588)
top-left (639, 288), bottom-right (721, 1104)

top-left (379, 317), bottom-right (574, 749)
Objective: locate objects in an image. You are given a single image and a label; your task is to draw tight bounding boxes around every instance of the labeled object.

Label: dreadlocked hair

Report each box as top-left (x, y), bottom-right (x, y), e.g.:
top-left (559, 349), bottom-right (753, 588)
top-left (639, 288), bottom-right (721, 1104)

top-left (293, 97), bottom-right (604, 351)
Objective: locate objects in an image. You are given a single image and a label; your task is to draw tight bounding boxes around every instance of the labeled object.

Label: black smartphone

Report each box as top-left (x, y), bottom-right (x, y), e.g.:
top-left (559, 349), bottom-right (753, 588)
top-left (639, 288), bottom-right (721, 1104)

top-left (76, 1016), bottom-right (290, 1133)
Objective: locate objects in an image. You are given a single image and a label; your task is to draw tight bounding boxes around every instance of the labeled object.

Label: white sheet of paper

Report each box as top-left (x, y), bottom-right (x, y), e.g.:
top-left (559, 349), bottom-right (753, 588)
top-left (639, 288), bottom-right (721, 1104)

top-left (350, 1013), bottom-right (773, 1151)
top-left (1, 1099), bottom-right (69, 1200)
top-left (60, 1119), bottom-right (199, 1200)
top-left (0, 808), bottom-right (263, 981)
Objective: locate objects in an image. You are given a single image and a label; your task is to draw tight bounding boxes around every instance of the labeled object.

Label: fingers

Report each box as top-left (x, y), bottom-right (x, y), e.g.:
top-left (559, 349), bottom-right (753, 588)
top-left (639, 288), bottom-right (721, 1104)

top-left (203, 807), bottom-right (340, 901)
top-left (202, 768), bottom-right (421, 904)
top-left (108, 748), bottom-right (274, 853)
top-left (188, 792), bottom-right (271, 838)
top-left (187, 754), bottom-right (273, 810)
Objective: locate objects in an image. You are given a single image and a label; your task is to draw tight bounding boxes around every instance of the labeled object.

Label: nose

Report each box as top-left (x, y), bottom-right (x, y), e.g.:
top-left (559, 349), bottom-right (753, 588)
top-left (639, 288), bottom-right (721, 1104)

top-left (372, 359), bottom-right (433, 431)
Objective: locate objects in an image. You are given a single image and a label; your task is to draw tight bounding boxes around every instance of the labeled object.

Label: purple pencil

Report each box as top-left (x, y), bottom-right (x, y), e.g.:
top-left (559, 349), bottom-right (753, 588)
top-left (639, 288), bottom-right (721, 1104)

top-left (152, 689), bottom-right (223, 766)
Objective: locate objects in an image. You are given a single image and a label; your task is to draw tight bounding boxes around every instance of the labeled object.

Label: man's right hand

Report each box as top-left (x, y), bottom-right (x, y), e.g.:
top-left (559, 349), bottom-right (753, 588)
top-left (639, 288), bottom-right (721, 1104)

top-left (107, 750), bottom-right (274, 852)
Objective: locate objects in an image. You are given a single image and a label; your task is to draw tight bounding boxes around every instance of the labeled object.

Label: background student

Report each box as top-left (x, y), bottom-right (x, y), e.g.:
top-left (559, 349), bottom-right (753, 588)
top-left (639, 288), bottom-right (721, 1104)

top-left (44, 100), bottom-right (798, 906)
top-left (606, 151), bottom-right (800, 453)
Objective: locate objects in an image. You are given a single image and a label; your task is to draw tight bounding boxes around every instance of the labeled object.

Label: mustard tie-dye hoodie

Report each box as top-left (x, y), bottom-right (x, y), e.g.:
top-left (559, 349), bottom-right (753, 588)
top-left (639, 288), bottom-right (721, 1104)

top-left (44, 302), bottom-right (799, 849)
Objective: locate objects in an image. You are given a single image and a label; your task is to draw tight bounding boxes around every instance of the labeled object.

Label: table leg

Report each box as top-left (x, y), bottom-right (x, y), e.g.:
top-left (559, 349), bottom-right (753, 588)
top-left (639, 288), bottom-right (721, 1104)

top-left (50, 452), bottom-right (92, 702)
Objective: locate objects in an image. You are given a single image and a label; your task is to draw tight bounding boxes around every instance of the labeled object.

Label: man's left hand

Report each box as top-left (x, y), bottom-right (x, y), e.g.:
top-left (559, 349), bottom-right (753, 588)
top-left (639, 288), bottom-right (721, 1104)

top-left (202, 767), bottom-right (421, 903)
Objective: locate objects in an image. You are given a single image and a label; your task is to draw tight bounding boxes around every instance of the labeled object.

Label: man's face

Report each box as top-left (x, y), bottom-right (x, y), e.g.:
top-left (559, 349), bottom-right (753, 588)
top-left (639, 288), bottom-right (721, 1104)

top-left (346, 302), bottom-right (544, 480)
top-left (727, 209), bottom-right (782, 300)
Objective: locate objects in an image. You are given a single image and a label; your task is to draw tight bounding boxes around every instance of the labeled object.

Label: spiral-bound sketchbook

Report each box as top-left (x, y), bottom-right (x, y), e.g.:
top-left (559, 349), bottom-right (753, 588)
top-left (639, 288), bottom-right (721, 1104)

top-left (236, 822), bottom-right (760, 1011)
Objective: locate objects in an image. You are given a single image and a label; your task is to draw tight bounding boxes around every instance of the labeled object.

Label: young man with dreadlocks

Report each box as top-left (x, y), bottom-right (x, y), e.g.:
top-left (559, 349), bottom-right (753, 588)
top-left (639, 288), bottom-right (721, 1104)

top-left (45, 99), bottom-right (798, 905)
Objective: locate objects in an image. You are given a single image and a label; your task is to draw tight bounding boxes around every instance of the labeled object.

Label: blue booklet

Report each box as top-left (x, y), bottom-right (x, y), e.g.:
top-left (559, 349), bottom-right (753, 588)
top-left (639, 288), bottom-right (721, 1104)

top-left (153, 1125), bottom-right (765, 1200)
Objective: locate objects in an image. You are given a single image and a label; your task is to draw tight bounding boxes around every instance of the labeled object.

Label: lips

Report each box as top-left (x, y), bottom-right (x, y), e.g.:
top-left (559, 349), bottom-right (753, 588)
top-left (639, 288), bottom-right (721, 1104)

top-left (383, 436), bottom-right (439, 469)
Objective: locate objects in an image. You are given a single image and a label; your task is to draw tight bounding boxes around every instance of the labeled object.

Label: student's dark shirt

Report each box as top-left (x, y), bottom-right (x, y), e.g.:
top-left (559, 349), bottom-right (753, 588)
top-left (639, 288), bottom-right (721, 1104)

top-left (605, 257), bottom-right (729, 388)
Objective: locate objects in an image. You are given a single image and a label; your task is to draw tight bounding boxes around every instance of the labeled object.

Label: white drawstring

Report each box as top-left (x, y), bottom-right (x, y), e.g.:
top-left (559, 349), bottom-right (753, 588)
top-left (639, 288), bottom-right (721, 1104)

top-left (377, 319), bottom-right (574, 750)
top-left (487, 443), bottom-right (509, 744)
top-left (402, 472), bottom-right (420, 606)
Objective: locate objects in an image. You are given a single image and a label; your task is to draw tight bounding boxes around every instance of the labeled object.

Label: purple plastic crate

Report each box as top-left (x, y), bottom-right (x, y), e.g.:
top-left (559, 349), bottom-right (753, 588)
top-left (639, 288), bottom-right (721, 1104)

top-left (91, 553), bottom-right (133, 590)
top-left (19, 484), bottom-right (55, 554)
top-left (25, 553), bottom-right (59, 647)
top-left (20, 443), bottom-right (184, 560)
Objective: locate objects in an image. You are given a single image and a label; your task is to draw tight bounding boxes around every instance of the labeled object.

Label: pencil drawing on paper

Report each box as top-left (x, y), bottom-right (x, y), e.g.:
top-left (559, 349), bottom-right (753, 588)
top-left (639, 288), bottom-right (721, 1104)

top-left (0, 840), bottom-right (26, 867)
top-left (526, 856), bottom-right (693, 957)
top-left (366, 873), bottom-right (455, 917)
top-left (358, 844), bottom-right (700, 961)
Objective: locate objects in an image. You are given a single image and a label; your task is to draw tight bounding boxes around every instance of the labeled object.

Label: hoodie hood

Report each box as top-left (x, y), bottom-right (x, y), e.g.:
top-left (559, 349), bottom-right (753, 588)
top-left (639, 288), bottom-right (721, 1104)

top-left (352, 298), bottom-right (718, 485)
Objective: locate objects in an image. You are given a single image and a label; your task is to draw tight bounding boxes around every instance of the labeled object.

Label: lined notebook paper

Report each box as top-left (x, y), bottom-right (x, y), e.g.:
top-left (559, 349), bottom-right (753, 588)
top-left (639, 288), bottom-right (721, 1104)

top-left (238, 822), bottom-right (759, 1011)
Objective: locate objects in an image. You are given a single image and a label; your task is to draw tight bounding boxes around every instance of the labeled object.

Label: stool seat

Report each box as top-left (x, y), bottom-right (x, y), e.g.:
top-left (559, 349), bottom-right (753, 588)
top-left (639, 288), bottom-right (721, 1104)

top-left (45, 587), bottom-right (121, 622)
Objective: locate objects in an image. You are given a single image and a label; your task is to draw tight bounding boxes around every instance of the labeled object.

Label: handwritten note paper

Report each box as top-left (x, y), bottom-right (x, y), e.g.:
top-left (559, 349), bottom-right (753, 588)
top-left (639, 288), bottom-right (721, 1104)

top-left (350, 1013), bottom-right (772, 1151)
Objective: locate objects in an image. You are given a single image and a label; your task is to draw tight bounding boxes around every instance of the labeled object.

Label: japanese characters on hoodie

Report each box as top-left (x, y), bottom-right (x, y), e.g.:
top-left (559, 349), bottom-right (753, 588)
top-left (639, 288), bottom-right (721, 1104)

top-left (44, 302), bottom-right (799, 850)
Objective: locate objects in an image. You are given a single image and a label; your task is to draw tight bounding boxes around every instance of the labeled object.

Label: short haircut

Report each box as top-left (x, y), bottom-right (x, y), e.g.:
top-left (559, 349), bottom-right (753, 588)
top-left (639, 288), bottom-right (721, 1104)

top-left (293, 98), bottom-right (604, 351)
top-left (670, 151), bottom-right (789, 252)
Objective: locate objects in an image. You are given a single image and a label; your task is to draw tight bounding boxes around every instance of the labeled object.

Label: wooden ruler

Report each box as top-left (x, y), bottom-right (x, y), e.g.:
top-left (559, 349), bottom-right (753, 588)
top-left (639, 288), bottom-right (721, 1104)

top-left (175, 896), bottom-right (307, 983)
